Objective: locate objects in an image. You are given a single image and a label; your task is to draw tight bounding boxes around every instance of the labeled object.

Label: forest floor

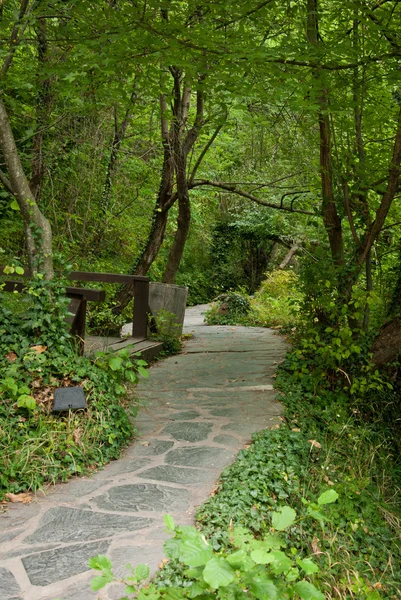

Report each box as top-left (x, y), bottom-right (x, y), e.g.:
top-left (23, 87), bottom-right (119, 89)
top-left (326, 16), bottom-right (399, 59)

top-left (0, 307), bottom-right (286, 600)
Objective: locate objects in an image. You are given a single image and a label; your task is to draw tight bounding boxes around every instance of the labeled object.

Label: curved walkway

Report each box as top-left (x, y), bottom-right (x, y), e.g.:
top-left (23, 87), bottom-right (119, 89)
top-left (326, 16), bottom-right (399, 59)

top-left (0, 309), bottom-right (286, 600)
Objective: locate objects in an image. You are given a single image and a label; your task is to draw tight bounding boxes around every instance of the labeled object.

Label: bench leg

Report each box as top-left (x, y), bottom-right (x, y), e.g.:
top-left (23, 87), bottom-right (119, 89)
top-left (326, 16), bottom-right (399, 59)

top-left (132, 279), bottom-right (149, 338)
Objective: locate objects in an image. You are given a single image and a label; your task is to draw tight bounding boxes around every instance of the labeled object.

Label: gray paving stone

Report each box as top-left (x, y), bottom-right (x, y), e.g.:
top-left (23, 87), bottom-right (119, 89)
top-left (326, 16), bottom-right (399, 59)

top-left (93, 483), bottom-right (190, 513)
top-left (137, 465), bottom-right (216, 484)
top-left (4, 543), bottom-right (62, 559)
top-left (165, 446), bottom-right (234, 468)
top-left (133, 440), bottom-right (174, 456)
top-left (0, 528), bottom-right (23, 543)
top-left (208, 408), bottom-right (238, 417)
top-left (221, 421), bottom-right (270, 435)
top-left (213, 434), bottom-right (240, 446)
top-left (168, 410), bottom-right (200, 420)
top-left (98, 457), bottom-right (152, 476)
top-left (25, 507), bottom-right (153, 543)
top-left (162, 421), bottom-right (212, 442)
top-left (22, 540), bottom-right (109, 586)
top-left (0, 567), bottom-right (22, 599)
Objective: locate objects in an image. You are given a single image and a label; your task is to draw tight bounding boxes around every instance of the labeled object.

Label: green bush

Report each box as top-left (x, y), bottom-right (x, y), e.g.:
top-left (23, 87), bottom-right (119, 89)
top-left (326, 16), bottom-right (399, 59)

top-left (204, 290), bottom-right (251, 325)
top-left (0, 272), bottom-right (148, 497)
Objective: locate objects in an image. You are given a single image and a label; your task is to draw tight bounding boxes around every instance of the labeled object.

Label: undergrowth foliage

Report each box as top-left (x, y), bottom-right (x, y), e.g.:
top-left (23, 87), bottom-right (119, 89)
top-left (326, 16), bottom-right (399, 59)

top-left (0, 271), bottom-right (148, 497)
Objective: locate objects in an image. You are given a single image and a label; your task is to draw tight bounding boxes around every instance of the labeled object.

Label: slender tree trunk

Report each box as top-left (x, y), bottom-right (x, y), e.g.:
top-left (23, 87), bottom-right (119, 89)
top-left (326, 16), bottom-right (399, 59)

top-left (278, 243), bottom-right (299, 270)
top-left (0, 97), bottom-right (53, 278)
top-left (306, 0), bottom-right (345, 269)
top-left (101, 87), bottom-right (137, 214)
top-left (162, 145), bottom-right (191, 283)
top-left (30, 17), bottom-right (53, 200)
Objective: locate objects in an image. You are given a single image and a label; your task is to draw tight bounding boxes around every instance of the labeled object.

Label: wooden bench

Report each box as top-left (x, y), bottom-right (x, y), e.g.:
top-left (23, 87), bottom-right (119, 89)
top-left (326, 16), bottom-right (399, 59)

top-left (1, 270), bottom-right (152, 355)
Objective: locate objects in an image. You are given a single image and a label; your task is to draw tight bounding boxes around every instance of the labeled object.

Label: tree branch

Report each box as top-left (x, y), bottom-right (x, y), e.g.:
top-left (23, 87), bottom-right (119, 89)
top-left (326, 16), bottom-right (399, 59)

top-left (189, 115), bottom-right (226, 184)
top-left (0, 167), bottom-right (15, 195)
top-left (190, 180), bottom-right (314, 214)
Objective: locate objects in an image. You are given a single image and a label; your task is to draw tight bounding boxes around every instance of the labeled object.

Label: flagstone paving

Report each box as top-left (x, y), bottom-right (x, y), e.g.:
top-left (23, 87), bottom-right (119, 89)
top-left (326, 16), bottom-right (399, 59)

top-left (0, 306), bottom-right (286, 600)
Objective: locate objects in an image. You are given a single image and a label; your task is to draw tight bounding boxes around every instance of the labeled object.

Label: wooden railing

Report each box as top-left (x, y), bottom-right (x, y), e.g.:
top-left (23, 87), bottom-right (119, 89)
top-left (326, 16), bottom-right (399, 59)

top-left (1, 269), bottom-right (151, 354)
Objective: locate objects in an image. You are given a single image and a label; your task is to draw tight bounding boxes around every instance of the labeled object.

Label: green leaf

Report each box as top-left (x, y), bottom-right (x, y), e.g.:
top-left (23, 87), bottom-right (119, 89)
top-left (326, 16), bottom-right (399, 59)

top-left (138, 366), bottom-right (149, 378)
top-left (164, 514), bottom-right (175, 531)
top-left (250, 576), bottom-right (278, 600)
top-left (17, 394), bottom-right (36, 410)
top-left (109, 356), bottom-right (123, 371)
top-left (296, 558), bottom-right (319, 574)
top-left (10, 199), bottom-right (20, 211)
top-left (317, 489), bottom-right (339, 505)
top-left (88, 555), bottom-right (112, 571)
top-left (251, 549), bottom-right (274, 565)
top-left (164, 588), bottom-right (185, 600)
top-left (231, 526), bottom-right (254, 548)
top-left (294, 581), bottom-right (325, 600)
top-left (187, 582), bottom-right (208, 598)
top-left (269, 551), bottom-right (293, 575)
top-left (202, 557), bottom-right (235, 589)
top-left (271, 506), bottom-right (296, 530)
top-left (15, 266), bottom-right (24, 274)
top-left (227, 549), bottom-right (255, 571)
top-left (90, 574), bottom-right (113, 591)
top-left (164, 538), bottom-right (181, 559)
top-left (179, 537), bottom-right (213, 567)
top-left (135, 564), bottom-right (150, 582)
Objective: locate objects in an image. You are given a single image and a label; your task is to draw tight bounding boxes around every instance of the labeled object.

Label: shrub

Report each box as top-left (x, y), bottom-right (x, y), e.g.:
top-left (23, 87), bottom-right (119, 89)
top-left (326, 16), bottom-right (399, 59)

top-left (204, 290), bottom-right (251, 325)
top-left (0, 271), bottom-right (148, 498)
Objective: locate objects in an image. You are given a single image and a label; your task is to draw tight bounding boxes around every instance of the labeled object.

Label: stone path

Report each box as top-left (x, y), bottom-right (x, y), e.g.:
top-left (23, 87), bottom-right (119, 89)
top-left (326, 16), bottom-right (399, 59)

top-left (0, 307), bottom-right (286, 600)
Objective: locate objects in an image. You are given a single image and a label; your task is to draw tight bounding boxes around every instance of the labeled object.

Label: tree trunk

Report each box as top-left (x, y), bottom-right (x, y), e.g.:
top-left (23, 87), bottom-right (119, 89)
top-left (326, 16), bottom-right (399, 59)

top-left (112, 145), bottom-right (174, 311)
top-left (278, 243), bottom-right (299, 270)
top-left (162, 166), bottom-right (191, 283)
top-left (0, 97), bottom-right (53, 278)
top-left (306, 0), bottom-right (345, 270)
top-left (371, 317), bottom-right (401, 368)
top-left (30, 17), bottom-right (53, 200)
top-left (101, 87), bottom-right (137, 214)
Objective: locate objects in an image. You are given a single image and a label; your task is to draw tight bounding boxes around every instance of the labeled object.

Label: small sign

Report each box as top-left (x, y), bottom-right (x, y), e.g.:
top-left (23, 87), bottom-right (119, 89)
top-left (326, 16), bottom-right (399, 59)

top-left (53, 386), bottom-right (86, 413)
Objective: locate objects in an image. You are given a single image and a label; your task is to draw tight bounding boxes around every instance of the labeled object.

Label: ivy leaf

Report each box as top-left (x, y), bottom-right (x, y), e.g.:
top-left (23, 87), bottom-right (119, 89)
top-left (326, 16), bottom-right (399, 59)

top-left (294, 581), bottom-right (325, 600)
top-left (202, 557), bottom-right (235, 589)
top-left (317, 489), bottom-right (339, 505)
top-left (271, 506), bottom-right (296, 530)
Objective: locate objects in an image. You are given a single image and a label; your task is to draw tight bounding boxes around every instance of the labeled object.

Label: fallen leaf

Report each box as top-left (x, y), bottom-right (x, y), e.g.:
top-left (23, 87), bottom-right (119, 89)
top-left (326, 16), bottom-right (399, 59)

top-left (73, 428), bottom-right (82, 444)
top-left (5, 492), bottom-right (32, 504)
top-left (308, 439), bottom-right (322, 449)
top-left (140, 441), bottom-right (150, 447)
top-left (271, 424), bottom-right (281, 430)
top-left (311, 536), bottom-right (321, 554)
top-left (6, 352), bottom-right (17, 362)
top-left (292, 428), bottom-right (301, 432)
top-left (31, 345), bottom-right (47, 354)
top-left (324, 475), bottom-right (334, 485)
